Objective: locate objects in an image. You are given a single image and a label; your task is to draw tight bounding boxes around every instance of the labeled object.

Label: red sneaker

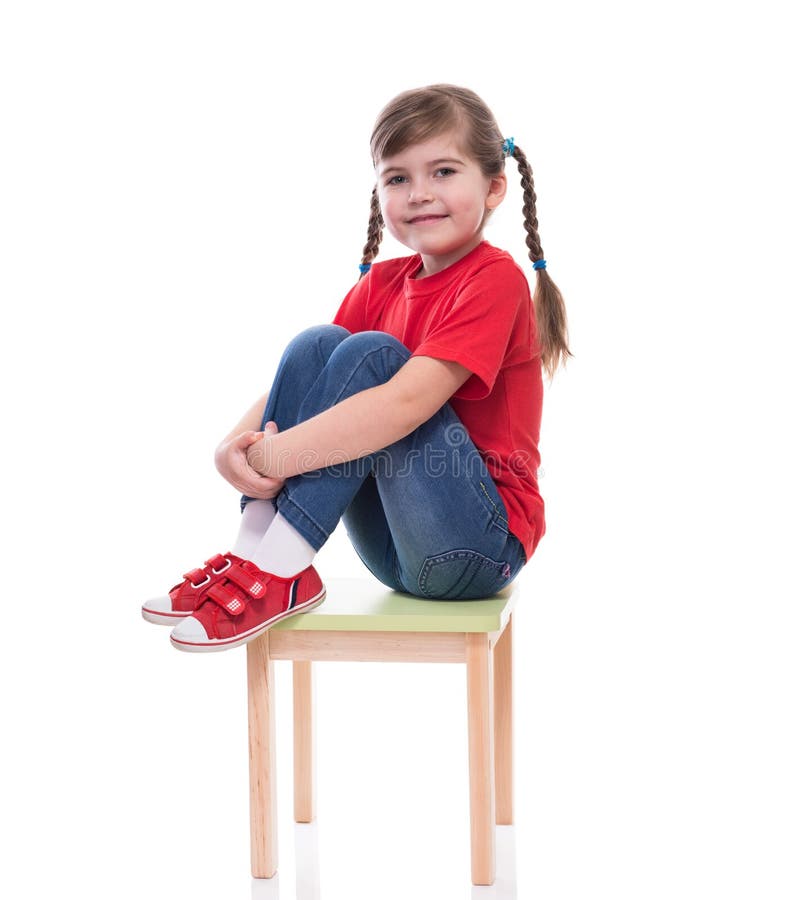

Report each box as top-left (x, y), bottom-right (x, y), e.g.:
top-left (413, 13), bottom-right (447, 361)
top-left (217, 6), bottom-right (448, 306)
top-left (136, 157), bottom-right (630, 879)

top-left (169, 561), bottom-right (326, 652)
top-left (141, 553), bottom-right (242, 625)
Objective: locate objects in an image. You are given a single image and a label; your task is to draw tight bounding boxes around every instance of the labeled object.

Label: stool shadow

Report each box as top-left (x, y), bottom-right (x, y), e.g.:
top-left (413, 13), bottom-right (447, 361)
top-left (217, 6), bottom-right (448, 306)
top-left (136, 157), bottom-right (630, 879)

top-left (249, 819), bottom-right (519, 899)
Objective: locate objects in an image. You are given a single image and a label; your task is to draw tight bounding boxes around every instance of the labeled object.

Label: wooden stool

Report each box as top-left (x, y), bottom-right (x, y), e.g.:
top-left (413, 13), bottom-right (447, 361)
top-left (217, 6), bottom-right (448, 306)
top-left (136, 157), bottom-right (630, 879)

top-left (246, 577), bottom-right (518, 886)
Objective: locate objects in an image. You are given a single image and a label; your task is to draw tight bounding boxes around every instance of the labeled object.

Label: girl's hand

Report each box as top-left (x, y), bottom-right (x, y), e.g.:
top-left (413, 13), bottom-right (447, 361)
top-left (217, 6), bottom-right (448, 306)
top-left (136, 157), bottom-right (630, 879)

top-left (214, 421), bottom-right (285, 500)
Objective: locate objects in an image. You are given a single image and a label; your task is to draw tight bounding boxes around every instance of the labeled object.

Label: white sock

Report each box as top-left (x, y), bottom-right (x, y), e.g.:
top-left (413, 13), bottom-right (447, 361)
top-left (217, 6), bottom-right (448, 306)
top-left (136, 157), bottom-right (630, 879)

top-left (231, 500), bottom-right (277, 559)
top-left (250, 511), bottom-right (317, 577)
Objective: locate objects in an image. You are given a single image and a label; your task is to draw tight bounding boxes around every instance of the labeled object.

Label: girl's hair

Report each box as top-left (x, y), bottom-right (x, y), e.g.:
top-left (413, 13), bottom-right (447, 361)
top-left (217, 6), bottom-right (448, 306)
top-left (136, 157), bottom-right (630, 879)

top-left (360, 84), bottom-right (570, 377)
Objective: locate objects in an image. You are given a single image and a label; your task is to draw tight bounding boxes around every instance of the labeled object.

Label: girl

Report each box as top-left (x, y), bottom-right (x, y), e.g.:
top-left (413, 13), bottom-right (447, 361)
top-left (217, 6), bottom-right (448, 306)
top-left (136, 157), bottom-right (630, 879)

top-left (142, 84), bottom-right (569, 652)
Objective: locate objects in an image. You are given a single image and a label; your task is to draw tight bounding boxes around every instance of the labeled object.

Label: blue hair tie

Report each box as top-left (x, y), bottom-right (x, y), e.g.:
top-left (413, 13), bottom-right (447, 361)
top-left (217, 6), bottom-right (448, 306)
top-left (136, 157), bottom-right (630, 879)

top-left (533, 259), bottom-right (547, 270)
top-left (359, 263), bottom-right (371, 274)
top-left (502, 137), bottom-right (515, 157)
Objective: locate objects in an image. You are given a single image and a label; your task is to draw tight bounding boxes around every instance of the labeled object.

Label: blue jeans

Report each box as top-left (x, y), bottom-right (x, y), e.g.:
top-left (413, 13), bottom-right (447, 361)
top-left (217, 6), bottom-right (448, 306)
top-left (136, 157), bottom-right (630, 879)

top-left (241, 325), bottom-right (527, 600)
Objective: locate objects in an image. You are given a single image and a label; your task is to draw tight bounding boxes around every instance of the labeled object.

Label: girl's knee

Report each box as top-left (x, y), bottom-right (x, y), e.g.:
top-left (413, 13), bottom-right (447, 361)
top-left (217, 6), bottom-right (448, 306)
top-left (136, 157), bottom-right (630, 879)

top-left (285, 323), bottom-right (350, 357)
top-left (336, 330), bottom-right (410, 358)
top-left (329, 330), bottom-right (411, 376)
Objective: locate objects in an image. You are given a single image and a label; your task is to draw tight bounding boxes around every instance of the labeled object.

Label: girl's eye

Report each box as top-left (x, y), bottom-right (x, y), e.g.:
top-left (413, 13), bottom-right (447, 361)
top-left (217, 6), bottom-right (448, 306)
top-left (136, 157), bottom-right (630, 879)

top-left (436, 167), bottom-right (455, 177)
top-left (387, 175), bottom-right (407, 185)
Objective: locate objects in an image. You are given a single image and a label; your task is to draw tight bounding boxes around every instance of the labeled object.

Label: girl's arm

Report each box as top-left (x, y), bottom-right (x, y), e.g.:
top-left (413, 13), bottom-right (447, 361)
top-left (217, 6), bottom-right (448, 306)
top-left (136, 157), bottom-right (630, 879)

top-left (219, 390), bottom-right (270, 443)
top-left (246, 357), bottom-right (471, 480)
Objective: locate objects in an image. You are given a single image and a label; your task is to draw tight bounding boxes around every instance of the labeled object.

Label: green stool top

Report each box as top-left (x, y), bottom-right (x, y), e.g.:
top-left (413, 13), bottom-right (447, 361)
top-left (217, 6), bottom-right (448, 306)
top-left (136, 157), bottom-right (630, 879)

top-left (274, 577), bottom-right (519, 633)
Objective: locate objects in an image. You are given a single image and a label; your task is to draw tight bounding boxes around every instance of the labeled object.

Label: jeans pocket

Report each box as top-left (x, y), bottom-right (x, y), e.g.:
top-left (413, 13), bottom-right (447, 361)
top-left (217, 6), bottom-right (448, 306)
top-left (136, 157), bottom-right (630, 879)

top-left (418, 548), bottom-right (513, 600)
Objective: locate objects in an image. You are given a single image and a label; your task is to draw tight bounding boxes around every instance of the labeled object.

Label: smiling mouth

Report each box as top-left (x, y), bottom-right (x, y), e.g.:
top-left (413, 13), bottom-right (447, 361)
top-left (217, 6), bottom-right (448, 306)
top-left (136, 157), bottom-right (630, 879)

top-left (408, 214), bottom-right (448, 224)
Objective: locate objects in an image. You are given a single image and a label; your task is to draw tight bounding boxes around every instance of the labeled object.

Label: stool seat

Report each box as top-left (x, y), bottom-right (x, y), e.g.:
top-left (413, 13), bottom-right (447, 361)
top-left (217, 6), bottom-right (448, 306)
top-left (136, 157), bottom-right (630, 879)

top-left (247, 576), bottom-right (520, 886)
top-left (273, 577), bottom-right (518, 633)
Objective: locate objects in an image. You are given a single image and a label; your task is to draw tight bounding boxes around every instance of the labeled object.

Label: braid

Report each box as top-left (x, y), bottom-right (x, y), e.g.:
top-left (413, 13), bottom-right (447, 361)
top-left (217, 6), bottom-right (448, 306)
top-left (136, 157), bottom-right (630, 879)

top-left (512, 147), bottom-right (544, 262)
top-left (512, 145), bottom-right (571, 377)
top-left (359, 187), bottom-right (384, 279)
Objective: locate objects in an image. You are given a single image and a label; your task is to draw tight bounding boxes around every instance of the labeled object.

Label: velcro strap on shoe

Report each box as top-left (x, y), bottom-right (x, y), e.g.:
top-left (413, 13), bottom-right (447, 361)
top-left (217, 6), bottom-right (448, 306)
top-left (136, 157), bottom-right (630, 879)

top-left (206, 553), bottom-right (231, 573)
top-left (184, 567), bottom-right (210, 587)
top-left (199, 582), bottom-right (247, 615)
top-left (224, 563), bottom-right (268, 599)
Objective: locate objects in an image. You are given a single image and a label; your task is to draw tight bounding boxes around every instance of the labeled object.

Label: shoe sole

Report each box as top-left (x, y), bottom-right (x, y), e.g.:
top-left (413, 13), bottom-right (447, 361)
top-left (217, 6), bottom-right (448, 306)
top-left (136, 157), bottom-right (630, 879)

top-left (141, 607), bottom-right (191, 626)
top-left (169, 588), bottom-right (327, 653)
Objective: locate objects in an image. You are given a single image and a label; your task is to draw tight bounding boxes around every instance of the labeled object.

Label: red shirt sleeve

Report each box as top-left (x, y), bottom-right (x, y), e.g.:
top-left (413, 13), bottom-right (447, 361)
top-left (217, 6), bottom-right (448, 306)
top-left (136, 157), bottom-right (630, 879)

top-left (410, 262), bottom-right (530, 400)
top-left (331, 272), bottom-right (371, 333)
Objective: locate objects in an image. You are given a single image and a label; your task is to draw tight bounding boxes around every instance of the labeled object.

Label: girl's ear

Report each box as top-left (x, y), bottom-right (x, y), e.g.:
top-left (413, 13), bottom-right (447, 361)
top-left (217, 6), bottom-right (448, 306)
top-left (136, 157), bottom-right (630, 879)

top-left (485, 172), bottom-right (508, 211)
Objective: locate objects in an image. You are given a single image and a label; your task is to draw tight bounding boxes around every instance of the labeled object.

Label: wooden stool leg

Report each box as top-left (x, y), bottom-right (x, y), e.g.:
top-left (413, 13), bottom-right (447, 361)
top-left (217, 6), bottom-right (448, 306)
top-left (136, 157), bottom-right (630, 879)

top-left (466, 631), bottom-right (496, 885)
top-left (247, 633), bottom-right (278, 878)
top-left (293, 659), bottom-right (316, 822)
top-left (494, 613), bottom-right (514, 824)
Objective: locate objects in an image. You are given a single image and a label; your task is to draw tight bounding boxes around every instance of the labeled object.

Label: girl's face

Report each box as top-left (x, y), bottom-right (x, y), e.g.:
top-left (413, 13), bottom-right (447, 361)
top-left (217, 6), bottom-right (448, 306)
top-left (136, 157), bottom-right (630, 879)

top-left (376, 132), bottom-right (507, 278)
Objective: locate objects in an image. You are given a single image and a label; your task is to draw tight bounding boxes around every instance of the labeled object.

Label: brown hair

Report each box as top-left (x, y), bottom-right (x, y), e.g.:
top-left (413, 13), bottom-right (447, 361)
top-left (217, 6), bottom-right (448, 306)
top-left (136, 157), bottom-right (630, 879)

top-left (360, 84), bottom-right (570, 377)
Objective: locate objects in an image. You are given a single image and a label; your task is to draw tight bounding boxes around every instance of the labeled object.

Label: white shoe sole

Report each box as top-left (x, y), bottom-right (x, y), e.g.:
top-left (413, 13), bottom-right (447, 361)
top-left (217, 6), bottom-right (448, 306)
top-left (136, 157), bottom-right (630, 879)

top-left (169, 588), bottom-right (327, 653)
top-left (141, 607), bottom-right (191, 626)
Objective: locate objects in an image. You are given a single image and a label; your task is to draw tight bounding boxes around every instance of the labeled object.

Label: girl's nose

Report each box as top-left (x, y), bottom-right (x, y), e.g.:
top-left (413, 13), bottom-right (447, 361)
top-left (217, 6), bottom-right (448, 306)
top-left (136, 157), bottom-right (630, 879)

top-left (408, 180), bottom-right (434, 203)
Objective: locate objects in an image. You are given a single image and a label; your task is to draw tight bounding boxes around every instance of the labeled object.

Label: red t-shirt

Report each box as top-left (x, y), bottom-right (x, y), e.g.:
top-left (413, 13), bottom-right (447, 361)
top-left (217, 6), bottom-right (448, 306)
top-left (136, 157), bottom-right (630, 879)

top-left (331, 240), bottom-right (545, 559)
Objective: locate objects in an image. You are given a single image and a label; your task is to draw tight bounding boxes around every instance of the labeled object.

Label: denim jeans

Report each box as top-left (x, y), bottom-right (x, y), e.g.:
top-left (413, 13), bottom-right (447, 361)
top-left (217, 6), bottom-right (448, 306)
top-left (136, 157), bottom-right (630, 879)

top-left (241, 325), bottom-right (527, 601)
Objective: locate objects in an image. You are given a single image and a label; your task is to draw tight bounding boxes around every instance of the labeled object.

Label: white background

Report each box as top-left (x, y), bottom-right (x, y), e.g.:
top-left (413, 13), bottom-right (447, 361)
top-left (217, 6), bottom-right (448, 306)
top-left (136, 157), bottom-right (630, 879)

top-left (1, 1), bottom-right (788, 898)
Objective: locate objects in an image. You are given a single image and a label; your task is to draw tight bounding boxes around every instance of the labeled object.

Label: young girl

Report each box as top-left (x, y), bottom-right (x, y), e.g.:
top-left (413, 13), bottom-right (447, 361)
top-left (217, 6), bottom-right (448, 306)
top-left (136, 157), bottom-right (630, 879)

top-left (142, 83), bottom-right (569, 652)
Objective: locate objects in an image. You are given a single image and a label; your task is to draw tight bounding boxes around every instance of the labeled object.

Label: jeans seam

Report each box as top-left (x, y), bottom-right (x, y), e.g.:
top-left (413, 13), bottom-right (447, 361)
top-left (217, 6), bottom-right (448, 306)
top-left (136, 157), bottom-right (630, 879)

top-left (278, 490), bottom-right (329, 542)
top-left (477, 480), bottom-right (511, 536)
top-left (478, 480), bottom-right (507, 522)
